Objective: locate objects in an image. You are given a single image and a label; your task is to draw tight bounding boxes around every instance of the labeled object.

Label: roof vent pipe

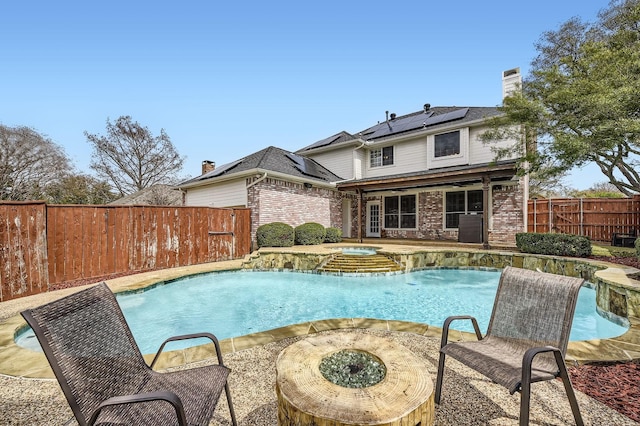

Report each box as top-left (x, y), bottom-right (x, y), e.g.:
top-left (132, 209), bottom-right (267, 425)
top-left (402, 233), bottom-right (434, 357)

top-left (423, 103), bottom-right (431, 113)
top-left (390, 113), bottom-right (396, 120)
top-left (385, 110), bottom-right (389, 122)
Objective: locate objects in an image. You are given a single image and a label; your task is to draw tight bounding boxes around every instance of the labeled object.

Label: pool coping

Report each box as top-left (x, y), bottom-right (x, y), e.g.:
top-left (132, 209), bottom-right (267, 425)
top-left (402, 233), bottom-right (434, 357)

top-left (2, 244), bottom-right (640, 379)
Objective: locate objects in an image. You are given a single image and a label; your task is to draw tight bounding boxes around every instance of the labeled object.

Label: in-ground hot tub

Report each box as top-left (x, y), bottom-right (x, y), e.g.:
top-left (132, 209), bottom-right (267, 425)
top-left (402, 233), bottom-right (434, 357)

top-left (340, 247), bottom-right (378, 255)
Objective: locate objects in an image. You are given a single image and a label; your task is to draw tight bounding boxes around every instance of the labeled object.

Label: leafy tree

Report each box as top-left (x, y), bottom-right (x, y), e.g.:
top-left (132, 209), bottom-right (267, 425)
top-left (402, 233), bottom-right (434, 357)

top-left (85, 116), bottom-right (185, 196)
top-left (45, 174), bottom-right (118, 204)
top-left (482, 0), bottom-right (640, 196)
top-left (527, 157), bottom-right (571, 198)
top-left (0, 125), bottom-right (72, 201)
top-left (568, 182), bottom-right (626, 198)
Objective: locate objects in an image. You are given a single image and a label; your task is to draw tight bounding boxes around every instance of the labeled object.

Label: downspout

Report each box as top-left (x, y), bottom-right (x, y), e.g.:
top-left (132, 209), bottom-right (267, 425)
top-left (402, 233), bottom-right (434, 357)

top-left (328, 140), bottom-right (368, 243)
top-left (247, 172), bottom-right (268, 189)
top-left (246, 172), bottom-right (267, 251)
top-left (331, 139), bottom-right (368, 184)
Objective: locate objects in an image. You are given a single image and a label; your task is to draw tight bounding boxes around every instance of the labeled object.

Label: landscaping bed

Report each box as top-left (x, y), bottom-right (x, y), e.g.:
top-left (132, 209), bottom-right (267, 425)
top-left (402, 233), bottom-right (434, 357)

top-left (575, 246), bottom-right (640, 422)
top-left (569, 359), bottom-right (640, 422)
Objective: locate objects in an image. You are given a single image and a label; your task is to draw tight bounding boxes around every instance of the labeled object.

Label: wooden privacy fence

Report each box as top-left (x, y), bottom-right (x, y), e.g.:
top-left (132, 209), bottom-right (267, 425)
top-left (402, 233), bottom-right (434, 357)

top-left (527, 196), bottom-right (640, 243)
top-left (0, 202), bottom-right (251, 301)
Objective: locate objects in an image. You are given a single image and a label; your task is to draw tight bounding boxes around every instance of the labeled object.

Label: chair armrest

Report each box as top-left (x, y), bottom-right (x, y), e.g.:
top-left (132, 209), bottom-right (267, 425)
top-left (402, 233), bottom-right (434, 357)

top-left (88, 391), bottom-right (187, 426)
top-left (511, 346), bottom-right (564, 393)
top-left (522, 345), bottom-right (562, 371)
top-left (440, 315), bottom-right (483, 349)
top-left (151, 332), bottom-right (224, 369)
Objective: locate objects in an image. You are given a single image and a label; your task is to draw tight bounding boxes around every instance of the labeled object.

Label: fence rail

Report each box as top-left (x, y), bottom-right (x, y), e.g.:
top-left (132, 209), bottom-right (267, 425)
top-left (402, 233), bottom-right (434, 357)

top-left (527, 196), bottom-right (640, 243)
top-left (0, 203), bottom-right (251, 301)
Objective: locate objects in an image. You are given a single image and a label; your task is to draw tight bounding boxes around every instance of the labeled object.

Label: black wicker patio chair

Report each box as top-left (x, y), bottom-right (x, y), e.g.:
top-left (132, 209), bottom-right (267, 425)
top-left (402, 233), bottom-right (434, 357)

top-left (21, 282), bottom-right (237, 426)
top-left (434, 266), bottom-right (585, 426)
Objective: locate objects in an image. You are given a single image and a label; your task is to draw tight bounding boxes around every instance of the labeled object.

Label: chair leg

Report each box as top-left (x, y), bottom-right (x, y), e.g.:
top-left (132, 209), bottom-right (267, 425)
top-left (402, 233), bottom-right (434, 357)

top-left (434, 352), bottom-right (446, 404)
top-left (519, 373), bottom-right (532, 426)
top-left (225, 383), bottom-right (238, 426)
top-left (554, 354), bottom-right (584, 426)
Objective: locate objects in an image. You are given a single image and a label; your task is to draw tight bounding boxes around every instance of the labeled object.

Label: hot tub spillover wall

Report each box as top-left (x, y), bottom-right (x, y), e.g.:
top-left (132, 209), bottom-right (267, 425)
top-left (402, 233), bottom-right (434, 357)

top-left (243, 248), bottom-right (640, 322)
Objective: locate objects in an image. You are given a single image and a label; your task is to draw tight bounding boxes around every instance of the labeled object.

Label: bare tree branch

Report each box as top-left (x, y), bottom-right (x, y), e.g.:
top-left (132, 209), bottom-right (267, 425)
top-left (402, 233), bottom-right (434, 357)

top-left (85, 116), bottom-right (185, 196)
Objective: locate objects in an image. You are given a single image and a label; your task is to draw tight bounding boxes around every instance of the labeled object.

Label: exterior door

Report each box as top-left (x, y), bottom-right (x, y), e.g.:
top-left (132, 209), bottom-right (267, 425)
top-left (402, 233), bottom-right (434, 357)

top-left (366, 201), bottom-right (381, 237)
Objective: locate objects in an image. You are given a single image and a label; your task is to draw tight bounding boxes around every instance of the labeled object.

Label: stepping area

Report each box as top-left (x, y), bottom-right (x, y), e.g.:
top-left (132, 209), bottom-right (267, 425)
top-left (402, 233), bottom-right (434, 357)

top-left (318, 254), bottom-right (403, 273)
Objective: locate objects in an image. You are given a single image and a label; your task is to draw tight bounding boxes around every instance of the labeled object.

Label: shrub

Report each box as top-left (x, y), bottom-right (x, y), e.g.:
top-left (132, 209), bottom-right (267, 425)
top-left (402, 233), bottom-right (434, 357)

top-left (256, 222), bottom-right (294, 248)
top-left (636, 236), bottom-right (640, 259)
top-left (324, 227), bottom-right (342, 243)
top-left (515, 232), bottom-right (592, 257)
top-left (294, 222), bottom-right (326, 245)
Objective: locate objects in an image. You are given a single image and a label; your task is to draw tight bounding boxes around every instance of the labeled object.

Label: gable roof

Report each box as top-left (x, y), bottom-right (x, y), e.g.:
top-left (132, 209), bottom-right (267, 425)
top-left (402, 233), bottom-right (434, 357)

top-left (296, 131), bottom-right (358, 152)
top-left (177, 146), bottom-right (344, 187)
top-left (296, 106), bottom-right (501, 154)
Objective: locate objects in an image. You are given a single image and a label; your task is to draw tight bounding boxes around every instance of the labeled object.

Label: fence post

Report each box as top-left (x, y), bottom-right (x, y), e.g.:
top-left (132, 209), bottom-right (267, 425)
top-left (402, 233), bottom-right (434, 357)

top-left (548, 198), bottom-right (553, 233)
top-left (580, 198), bottom-right (584, 236)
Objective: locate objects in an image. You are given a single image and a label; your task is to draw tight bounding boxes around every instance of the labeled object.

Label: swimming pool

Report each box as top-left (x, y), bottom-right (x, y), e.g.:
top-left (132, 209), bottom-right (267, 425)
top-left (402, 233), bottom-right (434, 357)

top-left (16, 269), bottom-right (628, 354)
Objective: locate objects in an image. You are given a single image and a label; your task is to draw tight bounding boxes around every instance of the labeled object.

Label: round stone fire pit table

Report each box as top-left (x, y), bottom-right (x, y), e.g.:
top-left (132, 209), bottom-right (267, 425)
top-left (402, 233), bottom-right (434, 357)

top-left (275, 331), bottom-right (434, 426)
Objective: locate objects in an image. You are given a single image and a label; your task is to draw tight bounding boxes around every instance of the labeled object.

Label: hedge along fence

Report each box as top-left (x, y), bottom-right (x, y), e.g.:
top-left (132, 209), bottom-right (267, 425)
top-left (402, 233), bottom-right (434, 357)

top-left (0, 202), bottom-right (251, 301)
top-left (528, 196), bottom-right (640, 242)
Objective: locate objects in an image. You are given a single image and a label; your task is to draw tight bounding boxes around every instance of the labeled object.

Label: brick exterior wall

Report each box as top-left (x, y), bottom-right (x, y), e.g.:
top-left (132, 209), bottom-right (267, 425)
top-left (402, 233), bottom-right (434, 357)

top-left (358, 182), bottom-right (525, 245)
top-left (246, 177), bottom-right (344, 246)
top-left (488, 179), bottom-right (526, 244)
top-left (246, 176), bottom-right (525, 247)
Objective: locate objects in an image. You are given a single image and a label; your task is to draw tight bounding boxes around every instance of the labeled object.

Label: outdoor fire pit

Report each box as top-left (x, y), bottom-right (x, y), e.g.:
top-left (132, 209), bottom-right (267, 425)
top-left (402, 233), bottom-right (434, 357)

top-left (275, 331), bottom-right (434, 426)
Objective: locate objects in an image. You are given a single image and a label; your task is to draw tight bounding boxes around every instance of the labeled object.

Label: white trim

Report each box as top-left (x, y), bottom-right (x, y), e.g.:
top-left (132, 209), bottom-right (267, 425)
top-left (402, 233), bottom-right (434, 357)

top-left (366, 201), bottom-right (381, 237)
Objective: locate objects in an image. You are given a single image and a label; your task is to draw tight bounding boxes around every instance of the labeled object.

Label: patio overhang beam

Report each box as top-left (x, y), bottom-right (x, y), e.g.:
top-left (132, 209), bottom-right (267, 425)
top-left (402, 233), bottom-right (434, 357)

top-left (336, 163), bottom-right (518, 193)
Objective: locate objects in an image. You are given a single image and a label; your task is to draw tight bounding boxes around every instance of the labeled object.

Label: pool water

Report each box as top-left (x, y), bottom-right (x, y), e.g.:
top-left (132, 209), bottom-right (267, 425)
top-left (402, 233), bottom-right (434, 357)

top-left (16, 269), bottom-right (628, 354)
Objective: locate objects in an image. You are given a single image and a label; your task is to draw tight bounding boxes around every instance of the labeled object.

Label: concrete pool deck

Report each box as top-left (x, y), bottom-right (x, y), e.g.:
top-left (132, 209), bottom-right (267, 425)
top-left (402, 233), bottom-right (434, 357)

top-left (1, 243), bottom-right (640, 424)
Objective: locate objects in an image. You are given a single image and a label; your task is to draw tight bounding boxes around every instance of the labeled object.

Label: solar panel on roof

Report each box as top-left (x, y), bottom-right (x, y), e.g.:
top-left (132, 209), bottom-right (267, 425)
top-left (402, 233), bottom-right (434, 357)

top-left (362, 111), bottom-right (435, 139)
top-left (286, 153), bottom-right (328, 180)
top-left (303, 134), bottom-right (342, 150)
top-left (198, 159), bottom-right (242, 180)
top-left (423, 108), bottom-right (469, 127)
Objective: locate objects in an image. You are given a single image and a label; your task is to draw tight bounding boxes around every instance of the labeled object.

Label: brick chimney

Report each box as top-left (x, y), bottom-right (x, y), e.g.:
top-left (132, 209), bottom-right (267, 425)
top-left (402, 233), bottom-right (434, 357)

top-left (202, 160), bottom-right (215, 175)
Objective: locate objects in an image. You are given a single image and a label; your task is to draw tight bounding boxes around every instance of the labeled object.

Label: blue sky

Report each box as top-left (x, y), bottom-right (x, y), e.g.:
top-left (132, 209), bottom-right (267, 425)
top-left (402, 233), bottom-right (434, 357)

top-left (1, 1), bottom-right (606, 189)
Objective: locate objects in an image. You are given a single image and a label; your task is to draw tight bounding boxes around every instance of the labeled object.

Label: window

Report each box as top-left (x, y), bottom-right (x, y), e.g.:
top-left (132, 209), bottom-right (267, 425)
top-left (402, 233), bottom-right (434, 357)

top-left (434, 131), bottom-right (460, 157)
top-left (370, 146), bottom-right (394, 167)
top-left (445, 190), bottom-right (483, 228)
top-left (384, 194), bottom-right (416, 229)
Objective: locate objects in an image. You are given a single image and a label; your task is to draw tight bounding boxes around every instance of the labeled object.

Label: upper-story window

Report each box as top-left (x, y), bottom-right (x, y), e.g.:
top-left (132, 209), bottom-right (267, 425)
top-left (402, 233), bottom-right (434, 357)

top-left (434, 131), bottom-right (460, 157)
top-left (370, 146), bottom-right (394, 167)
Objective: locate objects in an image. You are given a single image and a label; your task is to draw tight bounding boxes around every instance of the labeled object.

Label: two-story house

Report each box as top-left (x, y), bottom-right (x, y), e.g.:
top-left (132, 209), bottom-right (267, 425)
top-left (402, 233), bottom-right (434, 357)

top-left (177, 68), bottom-right (526, 248)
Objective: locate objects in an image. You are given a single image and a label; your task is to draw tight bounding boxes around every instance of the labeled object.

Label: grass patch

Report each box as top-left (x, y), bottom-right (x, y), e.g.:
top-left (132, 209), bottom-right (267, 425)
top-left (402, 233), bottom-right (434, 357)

top-left (592, 244), bottom-right (636, 258)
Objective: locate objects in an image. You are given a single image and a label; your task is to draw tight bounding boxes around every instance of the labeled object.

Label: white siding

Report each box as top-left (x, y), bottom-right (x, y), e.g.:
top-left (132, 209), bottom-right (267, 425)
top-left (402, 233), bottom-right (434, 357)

top-left (364, 137), bottom-right (429, 178)
top-left (469, 125), bottom-right (520, 165)
top-left (354, 149), bottom-right (365, 179)
top-left (184, 179), bottom-right (247, 207)
top-left (306, 146), bottom-right (354, 180)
